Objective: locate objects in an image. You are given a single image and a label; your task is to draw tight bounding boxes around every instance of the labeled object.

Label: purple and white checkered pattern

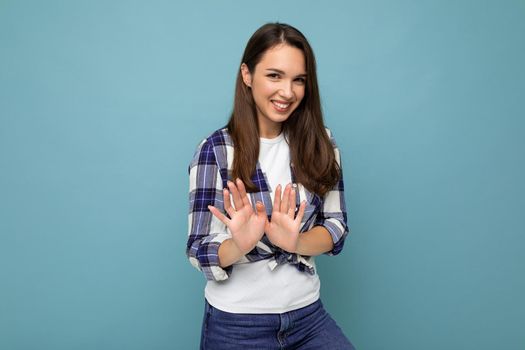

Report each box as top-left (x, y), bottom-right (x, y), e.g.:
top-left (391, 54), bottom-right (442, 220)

top-left (187, 127), bottom-right (349, 281)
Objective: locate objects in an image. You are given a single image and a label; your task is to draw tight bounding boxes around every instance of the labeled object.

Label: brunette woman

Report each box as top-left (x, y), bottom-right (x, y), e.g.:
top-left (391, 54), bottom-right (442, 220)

top-left (187, 22), bottom-right (356, 350)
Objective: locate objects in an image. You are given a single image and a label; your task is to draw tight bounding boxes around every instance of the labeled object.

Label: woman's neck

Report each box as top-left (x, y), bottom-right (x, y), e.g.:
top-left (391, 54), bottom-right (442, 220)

top-left (258, 117), bottom-right (282, 139)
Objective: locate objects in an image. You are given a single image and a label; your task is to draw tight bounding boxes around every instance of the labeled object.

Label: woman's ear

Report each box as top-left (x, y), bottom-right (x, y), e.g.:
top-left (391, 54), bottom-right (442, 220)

top-left (240, 63), bottom-right (252, 88)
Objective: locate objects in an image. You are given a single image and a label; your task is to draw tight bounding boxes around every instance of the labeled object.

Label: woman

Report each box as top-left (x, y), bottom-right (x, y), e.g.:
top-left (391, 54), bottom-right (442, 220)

top-left (187, 22), bottom-right (355, 349)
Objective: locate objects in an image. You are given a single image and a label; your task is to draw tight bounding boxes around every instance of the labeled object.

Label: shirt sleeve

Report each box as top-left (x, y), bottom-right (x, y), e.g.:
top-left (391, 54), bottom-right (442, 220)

top-left (314, 130), bottom-right (350, 256)
top-left (186, 138), bottom-right (233, 281)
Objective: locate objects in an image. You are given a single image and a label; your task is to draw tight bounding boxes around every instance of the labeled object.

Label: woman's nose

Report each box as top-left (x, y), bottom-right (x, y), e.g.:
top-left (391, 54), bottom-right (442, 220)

top-left (278, 81), bottom-right (294, 99)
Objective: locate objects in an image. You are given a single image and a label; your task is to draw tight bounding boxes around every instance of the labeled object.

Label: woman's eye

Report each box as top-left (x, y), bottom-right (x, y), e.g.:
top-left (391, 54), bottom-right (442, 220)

top-left (267, 73), bottom-right (280, 79)
top-left (295, 78), bottom-right (306, 84)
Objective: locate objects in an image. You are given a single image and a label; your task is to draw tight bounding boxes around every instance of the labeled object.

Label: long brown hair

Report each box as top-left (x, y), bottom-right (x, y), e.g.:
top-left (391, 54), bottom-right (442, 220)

top-left (227, 22), bottom-right (340, 197)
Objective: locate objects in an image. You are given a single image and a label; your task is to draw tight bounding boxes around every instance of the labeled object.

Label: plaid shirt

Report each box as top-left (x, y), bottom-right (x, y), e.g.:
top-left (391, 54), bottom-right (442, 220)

top-left (187, 127), bottom-right (349, 281)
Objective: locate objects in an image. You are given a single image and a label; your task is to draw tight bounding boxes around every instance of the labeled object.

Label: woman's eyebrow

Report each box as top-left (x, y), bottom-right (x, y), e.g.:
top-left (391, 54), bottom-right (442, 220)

top-left (265, 68), bottom-right (307, 77)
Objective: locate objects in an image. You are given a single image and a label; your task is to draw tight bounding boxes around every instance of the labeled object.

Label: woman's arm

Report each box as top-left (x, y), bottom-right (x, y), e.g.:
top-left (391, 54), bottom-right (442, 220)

top-left (187, 138), bottom-right (234, 281)
top-left (312, 129), bottom-right (349, 256)
top-left (264, 129), bottom-right (349, 257)
top-left (217, 238), bottom-right (244, 268)
top-left (295, 226), bottom-right (334, 256)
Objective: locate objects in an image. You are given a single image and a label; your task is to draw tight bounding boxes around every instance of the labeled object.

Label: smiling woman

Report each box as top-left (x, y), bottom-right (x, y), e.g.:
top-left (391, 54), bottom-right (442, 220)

top-left (186, 22), bottom-right (355, 349)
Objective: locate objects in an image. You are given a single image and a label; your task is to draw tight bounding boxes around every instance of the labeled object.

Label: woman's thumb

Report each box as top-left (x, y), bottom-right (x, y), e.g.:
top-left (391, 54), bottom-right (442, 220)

top-left (255, 201), bottom-right (266, 216)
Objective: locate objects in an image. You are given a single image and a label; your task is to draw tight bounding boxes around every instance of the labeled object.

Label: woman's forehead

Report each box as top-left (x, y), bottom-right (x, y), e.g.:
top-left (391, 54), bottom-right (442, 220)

top-left (257, 44), bottom-right (306, 74)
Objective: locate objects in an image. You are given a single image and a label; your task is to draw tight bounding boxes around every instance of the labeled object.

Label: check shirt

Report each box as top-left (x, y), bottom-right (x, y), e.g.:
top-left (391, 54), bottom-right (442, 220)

top-left (187, 127), bottom-right (349, 282)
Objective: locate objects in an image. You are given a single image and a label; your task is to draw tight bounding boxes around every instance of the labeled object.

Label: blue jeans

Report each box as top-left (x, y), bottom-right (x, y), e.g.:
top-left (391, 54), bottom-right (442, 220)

top-left (200, 298), bottom-right (356, 349)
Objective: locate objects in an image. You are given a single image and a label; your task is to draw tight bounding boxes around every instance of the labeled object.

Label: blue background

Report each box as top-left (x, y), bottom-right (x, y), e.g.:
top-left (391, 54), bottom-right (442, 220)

top-left (1, 0), bottom-right (524, 349)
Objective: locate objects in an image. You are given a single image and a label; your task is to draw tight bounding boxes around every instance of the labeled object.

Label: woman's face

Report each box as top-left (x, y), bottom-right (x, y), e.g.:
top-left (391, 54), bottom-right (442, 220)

top-left (241, 43), bottom-right (306, 138)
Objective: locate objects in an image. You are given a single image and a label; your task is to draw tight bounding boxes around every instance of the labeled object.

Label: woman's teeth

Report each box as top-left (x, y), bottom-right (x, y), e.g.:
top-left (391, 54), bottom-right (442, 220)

top-left (272, 101), bottom-right (291, 109)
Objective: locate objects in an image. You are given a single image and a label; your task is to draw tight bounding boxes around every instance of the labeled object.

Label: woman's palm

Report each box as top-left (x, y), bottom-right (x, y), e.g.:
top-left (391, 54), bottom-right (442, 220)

top-left (265, 184), bottom-right (306, 253)
top-left (208, 179), bottom-right (267, 255)
top-left (228, 198), bottom-right (266, 254)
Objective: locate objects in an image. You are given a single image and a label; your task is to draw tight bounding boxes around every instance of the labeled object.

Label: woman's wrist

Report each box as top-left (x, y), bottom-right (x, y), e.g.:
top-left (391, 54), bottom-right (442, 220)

top-left (295, 226), bottom-right (334, 256)
top-left (218, 238), bottom-right (249, 268)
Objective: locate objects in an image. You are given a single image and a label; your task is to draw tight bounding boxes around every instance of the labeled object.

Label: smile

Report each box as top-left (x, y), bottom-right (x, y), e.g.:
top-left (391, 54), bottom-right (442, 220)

top-left (271, 100), bottom-right (292, 112)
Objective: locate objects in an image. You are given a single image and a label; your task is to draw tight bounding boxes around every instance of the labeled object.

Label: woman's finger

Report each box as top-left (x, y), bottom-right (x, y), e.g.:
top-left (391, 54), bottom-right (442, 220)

top-left (236, 178), bottom-right (252, 209)
top-left (228, 180), bottom-right (244, 211)
top-left (288, 187), bottom-right (296, 218)
top-left (281, 183), bottom-right (291, 213)
top-left (223, 188), bottom-right (236, 218)
top-left (255, 201), bottom-right (267, 219)
top-left (273, 184), bottom-right (282, 213)
top-left (208, 205), bottom-right (231, 226)
top-left (295, 200), bottom-right (307, 224)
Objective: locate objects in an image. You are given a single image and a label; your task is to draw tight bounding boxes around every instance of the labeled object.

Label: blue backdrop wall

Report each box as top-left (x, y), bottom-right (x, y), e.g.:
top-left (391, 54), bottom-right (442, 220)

top-left (1, 1), bottom-right (524, 349)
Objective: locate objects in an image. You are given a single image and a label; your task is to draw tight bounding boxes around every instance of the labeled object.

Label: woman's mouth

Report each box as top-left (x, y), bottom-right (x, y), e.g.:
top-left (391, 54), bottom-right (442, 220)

top-left (271, 100), bottom-right (292, 112)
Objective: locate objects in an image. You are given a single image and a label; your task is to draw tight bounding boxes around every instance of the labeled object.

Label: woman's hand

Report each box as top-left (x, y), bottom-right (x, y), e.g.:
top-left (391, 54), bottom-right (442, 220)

top-left (265, 183), bottom-right (307, 253)
top-left (208, 178), bottom-right (267, 255)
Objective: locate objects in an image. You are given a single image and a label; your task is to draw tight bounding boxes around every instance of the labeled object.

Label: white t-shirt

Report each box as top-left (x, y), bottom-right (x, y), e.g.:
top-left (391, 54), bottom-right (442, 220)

top-left (204, 132), bottom-right (320, 314)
